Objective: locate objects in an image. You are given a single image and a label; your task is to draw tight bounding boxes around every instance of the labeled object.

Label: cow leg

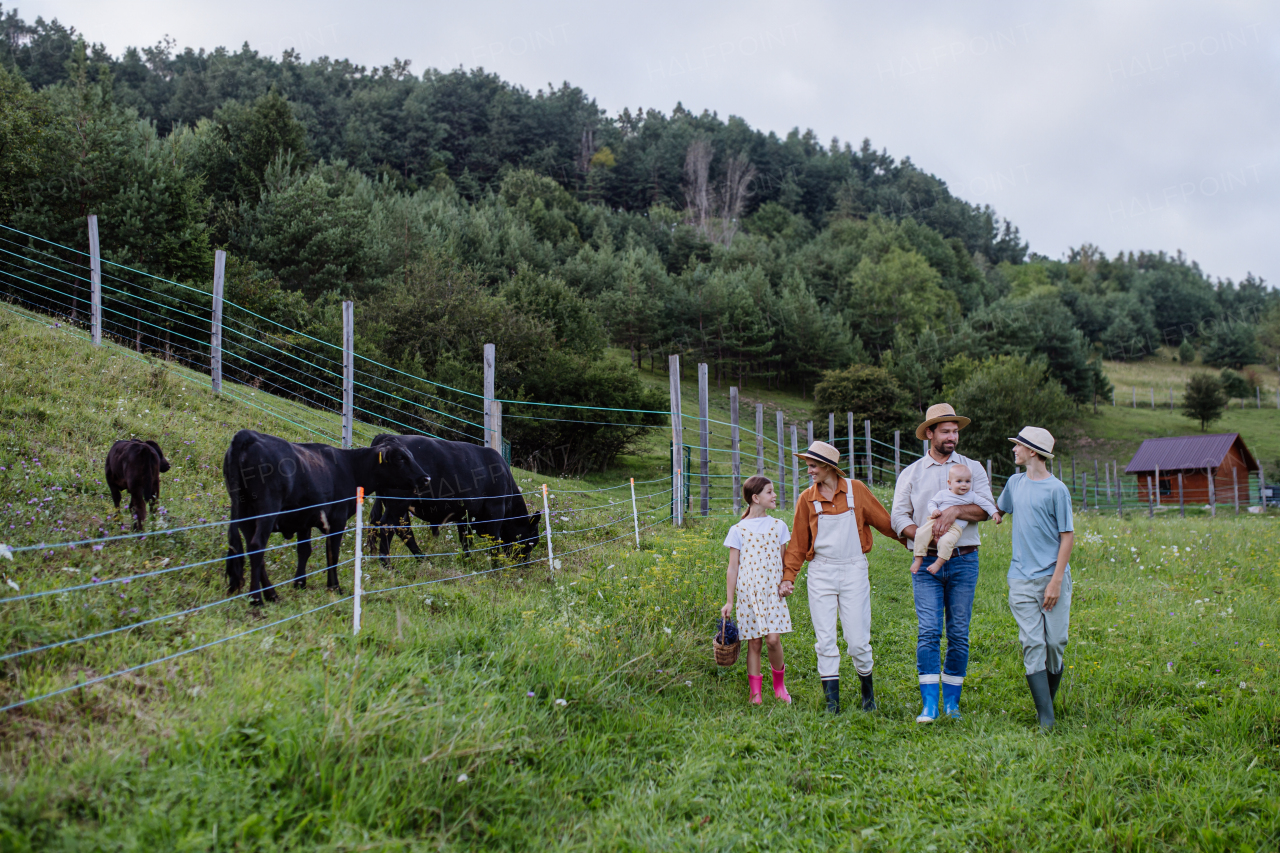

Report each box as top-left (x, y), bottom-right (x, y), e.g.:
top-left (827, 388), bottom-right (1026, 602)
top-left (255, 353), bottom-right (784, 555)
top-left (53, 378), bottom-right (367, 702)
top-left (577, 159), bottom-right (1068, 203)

top-left (226, 520), bottom-right (246, 595)
top-left (247, 516), bottom-right (279, 605)
top-left (397, 513), bottom-right (423, 558)
top-left (109, 484), bottom-right (123, 509)
top-left (326, 522), bottom-right (345, 592)
top-left (294, 535), bottom-right (312, 589)
top-left (129, 492), bottom-right (147, 532)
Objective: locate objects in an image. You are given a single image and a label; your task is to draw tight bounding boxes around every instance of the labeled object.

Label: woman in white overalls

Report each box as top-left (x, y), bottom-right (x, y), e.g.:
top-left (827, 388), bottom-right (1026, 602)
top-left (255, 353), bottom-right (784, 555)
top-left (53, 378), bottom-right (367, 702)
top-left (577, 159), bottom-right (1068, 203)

top-left (780, 442), bottom-right (904, 713)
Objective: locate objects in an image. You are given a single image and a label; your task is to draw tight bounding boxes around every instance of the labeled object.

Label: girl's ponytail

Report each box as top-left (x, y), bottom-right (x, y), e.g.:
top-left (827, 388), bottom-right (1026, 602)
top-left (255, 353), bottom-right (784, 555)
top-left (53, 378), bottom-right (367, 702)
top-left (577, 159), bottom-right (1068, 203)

top-left (741, 475), bottom-right (772, 519)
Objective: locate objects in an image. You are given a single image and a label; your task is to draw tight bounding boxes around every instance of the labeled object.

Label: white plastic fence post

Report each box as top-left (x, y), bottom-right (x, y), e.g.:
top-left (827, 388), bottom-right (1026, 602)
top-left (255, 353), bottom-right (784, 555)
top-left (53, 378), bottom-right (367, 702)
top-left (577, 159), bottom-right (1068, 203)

top-left (484, 343), bottom-right (495, 446)
top-left (698, 363), bottom-right (709, 518)
top-left (864, 419), bottom-right (872, 486)
top-left (730, 386), bottom-right (741, 515)
top-left (630, 477), bottom-right (640, 547)
top-left (353, 487), bottom-right (364, 635)
top-left (668, 354), bottom-right (683, 526)
top-left (342, 300), bottom-right (354, 448)
top-left (776, 409), bottom-right (786, 509)
top-left (542, 483), bottom-right (555, 571)
top-left (211, 249), bottom-right (225, 394)
top-left (87, 214), bottom-right (102, 345)
top-left (755, 404), bottom-right (764, 476)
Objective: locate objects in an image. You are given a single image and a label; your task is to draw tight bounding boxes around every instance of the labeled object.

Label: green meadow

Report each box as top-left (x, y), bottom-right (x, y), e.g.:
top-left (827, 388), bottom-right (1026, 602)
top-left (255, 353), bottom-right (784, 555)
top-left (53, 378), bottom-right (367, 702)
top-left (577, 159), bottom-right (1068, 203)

top-left (0, 312), bottom-right (1278, 851)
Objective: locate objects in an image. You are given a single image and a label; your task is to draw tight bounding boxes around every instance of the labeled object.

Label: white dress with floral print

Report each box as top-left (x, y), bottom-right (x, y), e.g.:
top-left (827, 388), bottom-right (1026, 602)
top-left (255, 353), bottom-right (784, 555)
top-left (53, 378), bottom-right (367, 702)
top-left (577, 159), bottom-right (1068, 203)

top-left (724, 517), bottom-right (793, 640)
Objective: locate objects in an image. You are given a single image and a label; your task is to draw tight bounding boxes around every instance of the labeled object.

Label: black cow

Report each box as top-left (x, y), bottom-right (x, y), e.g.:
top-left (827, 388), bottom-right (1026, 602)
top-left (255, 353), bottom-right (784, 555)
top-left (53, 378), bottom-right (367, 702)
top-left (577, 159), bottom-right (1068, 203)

top-left (105, 439), bottom-right (171, 531)
top-left (223, 430), bottom-right (430, 605)
top-left (366, 433), bottom-right (541, 566)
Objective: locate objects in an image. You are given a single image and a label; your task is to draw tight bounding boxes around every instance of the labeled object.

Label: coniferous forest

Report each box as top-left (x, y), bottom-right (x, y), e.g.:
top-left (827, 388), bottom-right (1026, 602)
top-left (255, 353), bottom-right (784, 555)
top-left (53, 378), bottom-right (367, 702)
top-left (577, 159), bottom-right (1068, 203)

top-left (1, 7), bottom-right (1277, 469)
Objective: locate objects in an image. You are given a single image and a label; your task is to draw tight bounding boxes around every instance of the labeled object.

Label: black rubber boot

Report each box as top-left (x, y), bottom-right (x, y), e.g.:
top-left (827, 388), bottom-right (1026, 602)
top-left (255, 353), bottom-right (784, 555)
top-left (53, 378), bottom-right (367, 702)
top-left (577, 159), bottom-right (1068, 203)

top-left (1026, 670), bottom-right (1055, 731)
top-left (858, 672), bottom-right (876, 712)
top-left (1046, 668), bottom-right (1063, 702)
top-left (822, 678), bottom-right (840, 714)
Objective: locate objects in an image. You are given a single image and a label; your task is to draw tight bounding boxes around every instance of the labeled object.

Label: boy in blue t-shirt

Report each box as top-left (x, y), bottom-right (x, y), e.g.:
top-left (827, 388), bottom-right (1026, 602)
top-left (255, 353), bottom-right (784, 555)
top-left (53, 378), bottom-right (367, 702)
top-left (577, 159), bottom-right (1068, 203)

top-left (996, 426), bottom-right (1075, 731)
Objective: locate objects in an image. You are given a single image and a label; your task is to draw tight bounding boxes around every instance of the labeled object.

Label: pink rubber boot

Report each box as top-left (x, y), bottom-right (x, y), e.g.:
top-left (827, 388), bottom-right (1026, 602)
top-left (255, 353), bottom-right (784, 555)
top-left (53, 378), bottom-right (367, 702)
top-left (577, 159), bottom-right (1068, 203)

top-left (772, 667), bottom-right (792, 704)
top-left (748, 674), bottom-right (764, 704)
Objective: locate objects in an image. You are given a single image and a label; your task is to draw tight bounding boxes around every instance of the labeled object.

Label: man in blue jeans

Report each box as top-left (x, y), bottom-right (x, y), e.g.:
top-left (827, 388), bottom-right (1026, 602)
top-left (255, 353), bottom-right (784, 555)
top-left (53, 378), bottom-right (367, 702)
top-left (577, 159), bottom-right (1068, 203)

top-left (891, 403), bottom-right (994, 722)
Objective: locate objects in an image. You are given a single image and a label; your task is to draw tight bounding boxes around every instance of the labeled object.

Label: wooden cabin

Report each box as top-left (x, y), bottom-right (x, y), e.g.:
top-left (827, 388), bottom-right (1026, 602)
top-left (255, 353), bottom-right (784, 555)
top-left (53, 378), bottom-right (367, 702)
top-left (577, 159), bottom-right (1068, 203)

top-left (1125, 433), bottom-right (1258, 505)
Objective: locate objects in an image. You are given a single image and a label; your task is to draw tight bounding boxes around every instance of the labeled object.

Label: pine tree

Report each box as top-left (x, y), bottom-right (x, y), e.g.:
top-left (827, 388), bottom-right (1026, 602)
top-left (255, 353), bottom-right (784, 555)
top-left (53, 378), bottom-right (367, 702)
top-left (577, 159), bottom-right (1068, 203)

top-left (1182, 374), bottom-right (1228, 431)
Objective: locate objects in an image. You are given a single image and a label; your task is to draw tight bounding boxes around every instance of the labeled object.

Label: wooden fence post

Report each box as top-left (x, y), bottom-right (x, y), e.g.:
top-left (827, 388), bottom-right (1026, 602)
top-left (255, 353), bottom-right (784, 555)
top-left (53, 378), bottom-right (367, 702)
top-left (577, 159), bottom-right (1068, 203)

top-left (755, 403), bottom-right (764, 476)
top-left (210, 249), bottom-right (225, 394)
top-left (828, 412), bottom-right (835, 445)
top-left (1179, 473), bottom-right (1185, 517)
top-left (1147, 476), bottom-right (1154, 518)
top-left (986, 459), bottom-right (992, 486)
top-left (1082, 473), bottom-right (1088, 510)
top-left (1155, 465), bottom-right (1161, 508)
top-left (342, 300), bottom-right (354, 448)
top-left (1259, 466), bottom-right (1268, 510)
top-left (1105, 462), bottom-right (1112, 505)
top-left (489, 401), bottom-right (503, 452)
top-left (698, 363), bottom-right (709, 517)
top-left (1208, 466), bottom-right (1216, 517)
top-left (668, 354), bottom-right (683, 527)
top-left (730, 386), bottom-right (741, 515)
top-left (87, 214), bottom-right (102, 346)
top-left (1071, 458), bottom-right (1077, 499)
top-left (1233, 467), bottom-right (1239, 514)
top-left (894, 430), bottom-right (901, 478)
top-left (847, 412), bottom-right (855, 478)
top-left (776, 409), bottom-right (786, 509)
top-left (483, 343), bottom-right (495, 447)
top-left (1117, 466), bottom-right (1124, 516)
top-left (791, 424), bottom-right (800, 505)
top-left (806, 420), bottom-right (814, 449)
top-left (864, 419), bottom-right (873, 486)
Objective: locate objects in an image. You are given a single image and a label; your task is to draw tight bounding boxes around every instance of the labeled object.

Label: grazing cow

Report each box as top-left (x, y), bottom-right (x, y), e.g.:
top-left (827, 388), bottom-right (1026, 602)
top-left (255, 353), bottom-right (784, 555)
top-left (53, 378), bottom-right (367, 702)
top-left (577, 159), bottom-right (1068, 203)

top-left (366, 433), bottom-right (542, 566)
top-left (105, 439), bottom-right (171, 531)
top-left (223, 430), bottom-right (430, 605)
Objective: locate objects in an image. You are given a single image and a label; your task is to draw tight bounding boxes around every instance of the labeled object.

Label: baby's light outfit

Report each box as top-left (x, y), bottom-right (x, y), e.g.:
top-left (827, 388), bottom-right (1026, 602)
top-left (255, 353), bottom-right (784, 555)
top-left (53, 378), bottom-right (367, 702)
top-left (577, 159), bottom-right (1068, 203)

top-left (913, 488), bottom-right (999, 560)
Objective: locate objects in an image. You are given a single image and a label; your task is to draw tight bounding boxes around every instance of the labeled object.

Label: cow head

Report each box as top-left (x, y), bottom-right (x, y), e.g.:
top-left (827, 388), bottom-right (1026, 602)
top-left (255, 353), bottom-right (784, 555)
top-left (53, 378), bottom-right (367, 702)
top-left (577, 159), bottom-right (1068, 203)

top-left (374, 440), bottom-right (431, 496)
top-left (505, 510), bottom-right (542, 561)
top-left (145, 440), bottom-right (171, 473)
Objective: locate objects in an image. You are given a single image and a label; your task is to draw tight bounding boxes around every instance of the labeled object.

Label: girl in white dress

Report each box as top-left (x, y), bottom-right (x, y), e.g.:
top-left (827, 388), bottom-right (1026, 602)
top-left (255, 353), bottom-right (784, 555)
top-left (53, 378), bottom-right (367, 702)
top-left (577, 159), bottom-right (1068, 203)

top-left (721, 476), bottom-right (794, 704)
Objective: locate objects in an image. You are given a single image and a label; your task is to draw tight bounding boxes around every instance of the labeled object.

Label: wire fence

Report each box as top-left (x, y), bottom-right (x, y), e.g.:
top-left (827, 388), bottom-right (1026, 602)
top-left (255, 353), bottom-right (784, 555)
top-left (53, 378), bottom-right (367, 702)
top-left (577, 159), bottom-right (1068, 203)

top-left (0, 474), bottom-right (676, 713)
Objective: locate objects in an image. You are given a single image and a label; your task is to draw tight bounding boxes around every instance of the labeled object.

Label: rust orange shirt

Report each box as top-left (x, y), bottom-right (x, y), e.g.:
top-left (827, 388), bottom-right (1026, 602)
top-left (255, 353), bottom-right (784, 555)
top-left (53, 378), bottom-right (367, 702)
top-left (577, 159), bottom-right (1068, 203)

top-left (782, 478), bottom-right (904, 582)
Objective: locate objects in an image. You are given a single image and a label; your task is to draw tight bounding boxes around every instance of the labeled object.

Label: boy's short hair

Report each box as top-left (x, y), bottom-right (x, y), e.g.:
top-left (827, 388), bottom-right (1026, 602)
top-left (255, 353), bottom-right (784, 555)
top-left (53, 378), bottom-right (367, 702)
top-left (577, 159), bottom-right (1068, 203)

top-left (948, 463), bottom-right (971, 480)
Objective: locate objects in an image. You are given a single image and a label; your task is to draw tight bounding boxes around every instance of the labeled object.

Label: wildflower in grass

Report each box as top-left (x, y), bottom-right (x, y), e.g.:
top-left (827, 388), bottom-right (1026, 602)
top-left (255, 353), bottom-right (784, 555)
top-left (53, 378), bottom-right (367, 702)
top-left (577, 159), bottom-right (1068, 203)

top-left (457, 773), bottom-right (468, 783)
top-left (554, 698), bottom-right (567, 706)
top-left (526, 692), bottom-right (535, 698)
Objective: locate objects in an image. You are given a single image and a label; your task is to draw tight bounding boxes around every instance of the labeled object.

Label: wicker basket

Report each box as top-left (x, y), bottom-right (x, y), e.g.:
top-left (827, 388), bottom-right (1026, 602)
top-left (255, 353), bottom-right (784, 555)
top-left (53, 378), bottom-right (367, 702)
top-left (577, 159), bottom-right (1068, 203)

top-left (713, 617), bottom-right (740, 667)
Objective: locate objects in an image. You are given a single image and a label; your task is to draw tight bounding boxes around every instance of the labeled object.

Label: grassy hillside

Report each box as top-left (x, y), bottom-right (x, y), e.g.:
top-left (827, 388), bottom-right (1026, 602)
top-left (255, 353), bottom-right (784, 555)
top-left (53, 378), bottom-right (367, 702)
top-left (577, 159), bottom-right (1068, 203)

top-left (1, 312), bottom-right (1279, 850)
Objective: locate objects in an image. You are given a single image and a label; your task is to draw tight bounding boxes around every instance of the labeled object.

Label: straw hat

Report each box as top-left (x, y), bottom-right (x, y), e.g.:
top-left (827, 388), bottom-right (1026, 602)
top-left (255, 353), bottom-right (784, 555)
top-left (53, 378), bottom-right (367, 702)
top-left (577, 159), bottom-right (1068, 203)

top-left (794, 440), bottom-right (845, 475)
top-left (914, 403), bottom-right (971, 440)
top-left (1009, 426), bottom-right (1056, 459)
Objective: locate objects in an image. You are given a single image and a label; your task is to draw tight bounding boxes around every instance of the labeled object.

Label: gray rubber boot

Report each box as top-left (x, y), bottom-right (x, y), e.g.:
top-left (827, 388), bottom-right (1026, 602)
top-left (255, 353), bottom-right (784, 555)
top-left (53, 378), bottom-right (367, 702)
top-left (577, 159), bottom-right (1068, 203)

top-left (1026, 670), bottom-right (1055, 730)
top-left (1046, 668), bottom-right (1063, 701)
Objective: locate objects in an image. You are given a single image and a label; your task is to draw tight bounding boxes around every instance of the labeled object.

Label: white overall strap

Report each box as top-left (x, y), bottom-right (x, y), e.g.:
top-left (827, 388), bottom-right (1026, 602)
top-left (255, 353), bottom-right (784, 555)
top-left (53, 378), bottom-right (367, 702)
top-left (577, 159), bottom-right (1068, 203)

top-left (846, 479), bottom-right (855, 508)
top-left (813, 499), bottom-right (823, 514)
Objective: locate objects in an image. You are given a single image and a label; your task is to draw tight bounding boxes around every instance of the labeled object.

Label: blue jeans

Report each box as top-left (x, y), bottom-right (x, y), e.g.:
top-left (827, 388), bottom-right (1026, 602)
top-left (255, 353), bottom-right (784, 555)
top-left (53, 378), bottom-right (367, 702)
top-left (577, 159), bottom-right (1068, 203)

top-left (912, 549), bottom-right (980, 679)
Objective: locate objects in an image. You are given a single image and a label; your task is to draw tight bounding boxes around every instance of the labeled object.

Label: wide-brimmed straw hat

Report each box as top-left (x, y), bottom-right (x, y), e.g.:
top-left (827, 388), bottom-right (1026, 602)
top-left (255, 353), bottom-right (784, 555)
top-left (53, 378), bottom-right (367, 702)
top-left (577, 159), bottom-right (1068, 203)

top-left (794, 441), bottom-right (845, 475)
top-left (915, 403), bottom-right (971, 441)
top-left (1009, 426), bottom-right (1056, 459)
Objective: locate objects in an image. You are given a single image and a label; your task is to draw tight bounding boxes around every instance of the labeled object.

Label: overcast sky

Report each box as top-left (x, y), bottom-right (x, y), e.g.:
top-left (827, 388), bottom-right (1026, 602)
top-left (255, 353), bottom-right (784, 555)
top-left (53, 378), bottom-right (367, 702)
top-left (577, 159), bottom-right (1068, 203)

top-left (20, 0), bottom-right (1280, 284)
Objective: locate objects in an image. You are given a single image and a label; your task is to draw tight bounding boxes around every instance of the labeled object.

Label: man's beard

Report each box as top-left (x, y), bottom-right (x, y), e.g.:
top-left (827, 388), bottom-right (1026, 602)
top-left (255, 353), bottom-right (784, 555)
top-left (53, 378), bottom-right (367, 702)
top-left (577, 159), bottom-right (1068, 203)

top-left (934, 439), bottom-right (957, 454)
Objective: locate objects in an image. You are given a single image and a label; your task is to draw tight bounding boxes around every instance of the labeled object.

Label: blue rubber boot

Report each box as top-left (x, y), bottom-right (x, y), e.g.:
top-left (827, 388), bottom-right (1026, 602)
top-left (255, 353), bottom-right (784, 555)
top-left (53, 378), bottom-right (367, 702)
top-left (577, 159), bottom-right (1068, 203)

top-left (942, 682), bottom-right (963, 719)
top-left (916, 682), bottom-right (939, 723)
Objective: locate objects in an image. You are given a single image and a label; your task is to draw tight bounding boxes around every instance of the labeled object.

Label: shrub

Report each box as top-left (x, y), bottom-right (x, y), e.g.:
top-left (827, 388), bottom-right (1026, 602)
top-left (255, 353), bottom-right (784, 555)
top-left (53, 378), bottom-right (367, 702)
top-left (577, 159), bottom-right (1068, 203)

top-left (811, 364), bottom-right (915, 441)
top-left (1182, 373), bottom-right (1228, 431)
top-left (1219, 368), bottom-right (1252, 400)
top-left (1178, 338), bottom-right (1196, 365)
top-left (948, 356), bottom-right (1074, 474)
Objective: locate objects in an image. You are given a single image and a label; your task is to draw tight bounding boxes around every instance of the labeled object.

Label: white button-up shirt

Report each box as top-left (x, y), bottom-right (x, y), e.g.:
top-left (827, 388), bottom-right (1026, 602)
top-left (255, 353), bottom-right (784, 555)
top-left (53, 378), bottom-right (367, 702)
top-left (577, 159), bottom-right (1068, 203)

top-left (891, 450), bottom-right (995, 551)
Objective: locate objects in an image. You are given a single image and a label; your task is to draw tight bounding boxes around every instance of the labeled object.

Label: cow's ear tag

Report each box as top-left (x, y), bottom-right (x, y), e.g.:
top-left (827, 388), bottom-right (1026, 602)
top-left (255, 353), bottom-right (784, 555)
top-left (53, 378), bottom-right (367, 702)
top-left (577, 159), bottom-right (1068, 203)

top-left (379, 452), bottom-right (383, 464)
